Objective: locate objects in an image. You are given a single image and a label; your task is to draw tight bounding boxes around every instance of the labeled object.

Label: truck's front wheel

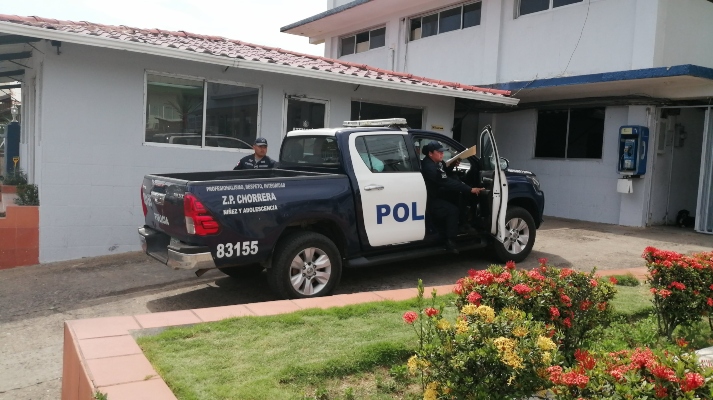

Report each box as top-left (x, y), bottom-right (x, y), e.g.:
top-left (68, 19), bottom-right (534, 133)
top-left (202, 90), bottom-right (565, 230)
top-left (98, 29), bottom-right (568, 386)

top-left (267, 232), bottom-right (342, 299)
top-left (493, 206), bottom-right (536, 263)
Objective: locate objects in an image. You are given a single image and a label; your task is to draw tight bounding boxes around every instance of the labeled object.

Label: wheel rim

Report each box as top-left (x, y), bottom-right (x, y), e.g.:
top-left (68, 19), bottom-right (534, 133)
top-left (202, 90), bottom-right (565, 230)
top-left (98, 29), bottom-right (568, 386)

top-left (289, 247), bottom-right (332, 296)
top-left (502, 217), bottom-right (530, 255)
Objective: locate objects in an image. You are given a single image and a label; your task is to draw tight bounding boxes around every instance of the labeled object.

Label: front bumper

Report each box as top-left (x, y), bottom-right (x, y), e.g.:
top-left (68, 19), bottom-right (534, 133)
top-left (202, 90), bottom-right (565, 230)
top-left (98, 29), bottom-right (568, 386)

top-left (138, 226), bottom-right (216, 270)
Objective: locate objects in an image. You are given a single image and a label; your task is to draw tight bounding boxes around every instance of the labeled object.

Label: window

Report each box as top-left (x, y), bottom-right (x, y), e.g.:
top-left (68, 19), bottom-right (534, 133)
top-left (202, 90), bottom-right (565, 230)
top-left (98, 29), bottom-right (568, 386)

top-left (351, 101), bottom-right (423, 129)
top-left (279, 136), bottom-right (340, 167)
top-left (145, 73), bottom-right (260, 149)
top-left (340, 27), bottom-right (386, 56)
top-left (410, 2), bottom-right (481, 41)
top-left (518, 0), bottom-right (582, 16)
top-left (534, 107), bottom-right (605, 159)
top-left (355, 135), bottom-right (414, 173)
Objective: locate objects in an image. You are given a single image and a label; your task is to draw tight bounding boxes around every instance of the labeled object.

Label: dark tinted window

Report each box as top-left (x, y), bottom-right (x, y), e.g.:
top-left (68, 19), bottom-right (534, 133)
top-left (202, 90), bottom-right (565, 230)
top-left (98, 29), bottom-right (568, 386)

top-left (463, 2), bottom-right (482, 28)
top-left (553, 0), bottom-right (582, 7)
top-left (567, 108), bottom-right (604, 158)
top-left (370, 27), bottom-right (386, 49)
top-left (341, 36), bottom-right (355, 56)
top-left (535, 110), bottom-right (568, 158)
top-left (519, 0), bottom-right (549, 15)
top-left (410, 18), bottom-right (422, 40)
top-left (535, 108), bottom-right (605, 159)
top-left (422, 14), bottom-right (438, 38)
top-left (439, 7), bottom-right (461, 33)
top-left (279, 136), bottom-right (339, 167)
top-left (356, 31), bottom-right (370, 53)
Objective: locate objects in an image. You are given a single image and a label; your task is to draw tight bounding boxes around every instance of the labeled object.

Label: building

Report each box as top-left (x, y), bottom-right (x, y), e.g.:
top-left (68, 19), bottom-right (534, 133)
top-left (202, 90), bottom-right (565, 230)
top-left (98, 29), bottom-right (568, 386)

top-left (283, 0), bottom-right (713, 233)
top-left (0, 14), bottom-right (516, 264)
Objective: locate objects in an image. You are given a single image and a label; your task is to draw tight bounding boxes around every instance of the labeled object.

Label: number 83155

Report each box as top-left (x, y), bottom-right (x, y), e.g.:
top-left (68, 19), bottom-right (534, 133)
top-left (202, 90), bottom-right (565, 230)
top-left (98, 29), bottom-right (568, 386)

top-left (216, 241), bottom-right (258, 258)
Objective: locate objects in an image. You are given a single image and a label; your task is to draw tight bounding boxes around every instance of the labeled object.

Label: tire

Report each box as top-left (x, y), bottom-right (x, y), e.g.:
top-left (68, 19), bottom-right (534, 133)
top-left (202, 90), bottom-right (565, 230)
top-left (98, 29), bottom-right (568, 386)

top-left (493, 206), bottom-right (536, 263)
top-left (267, 232), bottom-right (342, 299)
top-left (218, 265), bottom-right (264, 278)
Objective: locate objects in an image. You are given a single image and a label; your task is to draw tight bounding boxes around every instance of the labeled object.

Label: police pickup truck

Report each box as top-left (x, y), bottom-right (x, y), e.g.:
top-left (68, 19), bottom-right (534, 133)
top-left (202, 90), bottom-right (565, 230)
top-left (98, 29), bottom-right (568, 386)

top-left (139, 119), bottom-right (545, 299)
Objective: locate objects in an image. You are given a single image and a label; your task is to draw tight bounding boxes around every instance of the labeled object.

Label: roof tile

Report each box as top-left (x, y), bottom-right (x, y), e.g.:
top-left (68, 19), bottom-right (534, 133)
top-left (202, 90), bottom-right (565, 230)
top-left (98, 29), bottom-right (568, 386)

top-left (0, 14), bottom-right (511, 97)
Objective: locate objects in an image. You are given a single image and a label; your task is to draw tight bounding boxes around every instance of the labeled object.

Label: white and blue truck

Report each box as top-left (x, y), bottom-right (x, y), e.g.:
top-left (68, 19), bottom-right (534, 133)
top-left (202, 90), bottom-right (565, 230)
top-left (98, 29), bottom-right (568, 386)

top-left (139, 120), bottom-right (545, 299)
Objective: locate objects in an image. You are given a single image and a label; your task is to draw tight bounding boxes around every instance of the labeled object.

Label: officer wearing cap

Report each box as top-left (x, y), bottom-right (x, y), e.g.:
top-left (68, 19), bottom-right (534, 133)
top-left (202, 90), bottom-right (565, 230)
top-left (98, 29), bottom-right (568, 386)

top-left (234, 137), bottom-right (278, 170)
top-left (421, 141), bottom-right (483, 253)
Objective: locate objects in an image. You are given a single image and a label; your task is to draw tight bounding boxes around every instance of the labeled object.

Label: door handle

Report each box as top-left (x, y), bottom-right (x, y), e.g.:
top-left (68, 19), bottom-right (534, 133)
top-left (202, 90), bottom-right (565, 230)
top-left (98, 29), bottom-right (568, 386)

top-left (364, 184), bottom-right (384, 191)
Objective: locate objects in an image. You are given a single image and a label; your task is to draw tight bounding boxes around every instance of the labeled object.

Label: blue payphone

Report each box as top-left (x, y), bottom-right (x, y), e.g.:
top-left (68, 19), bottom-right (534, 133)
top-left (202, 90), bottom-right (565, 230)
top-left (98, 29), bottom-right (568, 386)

top-left (617, 125), bottom-right (649, 176)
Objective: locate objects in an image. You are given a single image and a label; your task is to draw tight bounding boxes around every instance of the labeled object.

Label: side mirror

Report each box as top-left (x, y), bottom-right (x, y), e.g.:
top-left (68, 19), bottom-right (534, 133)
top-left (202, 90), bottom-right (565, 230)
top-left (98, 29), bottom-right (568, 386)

top-left (499, 157), bottom-right (509, 170)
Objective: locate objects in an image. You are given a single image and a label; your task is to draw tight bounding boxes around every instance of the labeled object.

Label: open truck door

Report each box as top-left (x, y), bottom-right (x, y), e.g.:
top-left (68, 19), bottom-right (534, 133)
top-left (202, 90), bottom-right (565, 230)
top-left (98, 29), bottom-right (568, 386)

top-left (479, 125), bottom-right (508, 242)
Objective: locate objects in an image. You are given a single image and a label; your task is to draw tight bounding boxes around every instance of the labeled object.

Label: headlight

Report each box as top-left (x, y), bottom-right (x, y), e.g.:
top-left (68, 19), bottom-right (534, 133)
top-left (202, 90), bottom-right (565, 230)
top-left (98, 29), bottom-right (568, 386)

top-left (527, 175), bottom-right (541, 192)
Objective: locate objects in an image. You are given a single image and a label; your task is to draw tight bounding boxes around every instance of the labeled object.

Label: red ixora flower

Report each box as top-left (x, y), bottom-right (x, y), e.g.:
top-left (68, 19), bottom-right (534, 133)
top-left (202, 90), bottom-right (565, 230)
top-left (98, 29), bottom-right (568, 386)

top-left (707, 298), bottom-right (713, 307)
top-left (676, 338), bottom-right (689, 348)
top-left (574, 349), bottom-right (596, 370)
top-left (505, 260), bottom-right (516, 270)
top-left (538, 257), bottom-right (548, 266)
top-left (560, 268), bottom-right (575, 278)
top-left (650, 364), bottom-right (678, 382)
top-left (561, 371), bottom-right (589, 389)
top-left (512, 283), bottom-right (533, 295)
top-left (680, 372), bottom-right (705, 392)
top-left (562, 317), bottom-right (572, 328)
top-left (402, 311), bottom-right (418, 324)
top-left (453, 283), bottom-right (464, 295)
top-left (560, 294), bottom-right (572, 307)
top-left (424, 307), bottom-right (439, 317)
top-left (668, 281), bottom-right (686, 290)
top-left (609, 276), bottom-right (618, 284)
top-left (466, 291), bottom-right (482, 305)
top-left (654, 385), bottom-right (668, 399)
top-left (494, 271), bottom-right (511, 283)
top-left (527, 269), bottom-right (546, 281)
top-left (630, 348), bottom-right (657, 369)
top-left (549, 307), bottom-right (560, 320)
top-left (590, 278), bottom-right (598, 287)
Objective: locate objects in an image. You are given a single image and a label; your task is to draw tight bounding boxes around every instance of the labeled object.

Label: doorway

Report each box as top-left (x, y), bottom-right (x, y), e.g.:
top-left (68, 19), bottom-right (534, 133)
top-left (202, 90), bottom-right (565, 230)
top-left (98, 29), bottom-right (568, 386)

top-left (283, 97), bottom-right (327, 135)
top-left (696, 107), bottom-right (713, 234)
top-left (649, 106), bottom-right (711, 233)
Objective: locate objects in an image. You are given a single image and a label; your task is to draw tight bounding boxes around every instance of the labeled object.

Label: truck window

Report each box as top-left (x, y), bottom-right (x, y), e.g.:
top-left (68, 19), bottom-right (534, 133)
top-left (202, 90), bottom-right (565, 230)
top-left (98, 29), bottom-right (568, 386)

top-left (280, 136), bottom-right (340, 167)
top-left (356, 135), bottom-right (414, 173)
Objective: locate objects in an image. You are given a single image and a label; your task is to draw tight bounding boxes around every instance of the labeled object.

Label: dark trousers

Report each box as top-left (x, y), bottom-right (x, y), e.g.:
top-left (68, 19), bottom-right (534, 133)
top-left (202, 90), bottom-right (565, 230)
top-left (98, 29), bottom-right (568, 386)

top-left (430, 198), bottom-right (460, 240)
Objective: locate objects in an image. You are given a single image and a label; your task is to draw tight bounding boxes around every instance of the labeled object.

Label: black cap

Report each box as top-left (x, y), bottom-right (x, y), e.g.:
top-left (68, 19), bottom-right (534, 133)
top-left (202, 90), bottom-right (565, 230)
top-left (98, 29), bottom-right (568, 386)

top-left (422, 141), bottom-right (446, 154)
top-left (254, 137), bottom-right (268, 146)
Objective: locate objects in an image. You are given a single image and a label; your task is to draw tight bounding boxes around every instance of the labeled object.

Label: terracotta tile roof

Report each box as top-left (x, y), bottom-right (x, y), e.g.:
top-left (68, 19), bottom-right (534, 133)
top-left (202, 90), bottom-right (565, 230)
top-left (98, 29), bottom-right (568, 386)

top-left (0, 14), bottom-right (512, 98)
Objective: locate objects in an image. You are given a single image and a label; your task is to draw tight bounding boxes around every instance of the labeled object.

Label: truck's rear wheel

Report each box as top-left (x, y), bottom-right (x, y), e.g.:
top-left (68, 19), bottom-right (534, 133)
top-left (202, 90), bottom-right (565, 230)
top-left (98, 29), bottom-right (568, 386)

top-left (493, 206), bottom-right (536, 263)
top-left (267, 232), bottom-right (342, 299)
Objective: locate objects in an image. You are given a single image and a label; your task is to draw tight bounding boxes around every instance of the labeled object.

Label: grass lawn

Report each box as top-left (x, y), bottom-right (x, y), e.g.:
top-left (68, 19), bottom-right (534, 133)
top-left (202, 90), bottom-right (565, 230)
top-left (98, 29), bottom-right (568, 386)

top-left (137, 284), bottom-right (711, 400)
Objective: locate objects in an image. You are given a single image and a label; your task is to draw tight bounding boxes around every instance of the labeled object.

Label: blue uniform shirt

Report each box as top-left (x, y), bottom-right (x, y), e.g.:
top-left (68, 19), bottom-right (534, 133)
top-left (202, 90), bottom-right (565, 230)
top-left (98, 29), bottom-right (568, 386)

top-left (233, 154), bottom-right (277, 170)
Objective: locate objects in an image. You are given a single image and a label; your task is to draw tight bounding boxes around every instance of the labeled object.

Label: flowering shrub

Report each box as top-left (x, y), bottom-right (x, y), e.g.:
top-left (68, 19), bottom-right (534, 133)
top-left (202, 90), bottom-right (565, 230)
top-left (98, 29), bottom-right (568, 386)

top-left (643, 247), bottom-right (713, 339)
top-left (547, 346), bottom-right (713, 399)
top-left (404, 280), bottom-right (559, 400)
top-left (452, 259), bottom-right (616, 360)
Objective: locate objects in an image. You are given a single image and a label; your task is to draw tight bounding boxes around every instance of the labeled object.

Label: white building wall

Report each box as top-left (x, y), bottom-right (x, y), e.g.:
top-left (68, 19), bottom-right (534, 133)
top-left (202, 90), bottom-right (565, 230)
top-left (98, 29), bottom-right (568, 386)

top-left (491, 106), bottom-right (637, 225)
top-left (322, 0), bottom-right (713, 85)
top-left (659, 0), bottom-right (713, 68)
top-left (33, 41), bottom-right (454, 262)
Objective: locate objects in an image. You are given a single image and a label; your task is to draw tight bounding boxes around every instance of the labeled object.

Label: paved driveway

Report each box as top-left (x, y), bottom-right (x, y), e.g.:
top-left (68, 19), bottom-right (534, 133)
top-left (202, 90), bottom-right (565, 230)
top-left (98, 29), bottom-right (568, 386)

top-left (1, 217), bottom-right (712, 399)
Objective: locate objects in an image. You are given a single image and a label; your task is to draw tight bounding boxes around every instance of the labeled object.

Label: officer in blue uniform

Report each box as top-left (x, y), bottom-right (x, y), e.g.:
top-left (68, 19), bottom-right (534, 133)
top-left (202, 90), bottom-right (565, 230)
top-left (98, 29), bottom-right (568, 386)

top-left (233, 137), bottom-right (278, 170)
top-left (420, 141), bottom-right (483, 253)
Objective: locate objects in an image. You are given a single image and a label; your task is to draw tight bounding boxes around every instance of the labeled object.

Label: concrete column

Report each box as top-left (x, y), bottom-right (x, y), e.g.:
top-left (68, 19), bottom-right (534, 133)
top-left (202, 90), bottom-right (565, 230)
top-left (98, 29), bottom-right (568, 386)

top-left (618, 105), bottom-right (656, 226)
top-left (481, 0), bottom-right (505, 84)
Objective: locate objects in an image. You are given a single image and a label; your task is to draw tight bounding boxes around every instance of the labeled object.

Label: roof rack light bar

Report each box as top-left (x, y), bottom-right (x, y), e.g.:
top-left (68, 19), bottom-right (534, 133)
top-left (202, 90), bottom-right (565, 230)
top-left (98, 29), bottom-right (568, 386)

top-left (343, 118), bottom-right (407, 127)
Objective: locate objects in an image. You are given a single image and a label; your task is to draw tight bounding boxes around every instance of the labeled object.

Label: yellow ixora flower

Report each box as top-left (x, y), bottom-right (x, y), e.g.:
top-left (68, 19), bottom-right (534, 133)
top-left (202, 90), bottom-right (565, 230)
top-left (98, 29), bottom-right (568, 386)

top-left (423, 381), bottom-right (438, 400)
top-left (512, 325), bottom-right (529, 337)
top-left (502, 308), bottom-right (524, 321)
top-left (455, 319), bottom-right (469, 334)
top-left (541, 351), bottom-right (552, 364)
top-left (436, 319), bottom-right (451, 331)
top-left (407, 355), bottom-right (420, 374)
top-left (537, 336), bottom-right (557, 352)
top-left (475, 305), bottom-right (495, 323)
top-left (461, 303), bottom-right (478, 316)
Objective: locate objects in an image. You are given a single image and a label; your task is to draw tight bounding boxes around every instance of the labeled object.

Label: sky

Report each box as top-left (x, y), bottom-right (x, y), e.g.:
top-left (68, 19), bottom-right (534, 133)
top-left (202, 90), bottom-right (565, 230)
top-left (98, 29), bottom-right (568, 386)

top-left (2, 0), bottom-right (326, 56)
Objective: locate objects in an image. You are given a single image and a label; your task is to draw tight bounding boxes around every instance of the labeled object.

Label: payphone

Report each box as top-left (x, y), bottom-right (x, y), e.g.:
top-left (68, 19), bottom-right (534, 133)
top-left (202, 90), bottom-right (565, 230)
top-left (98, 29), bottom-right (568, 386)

top-left (617, 125), bottom-right (649, 176)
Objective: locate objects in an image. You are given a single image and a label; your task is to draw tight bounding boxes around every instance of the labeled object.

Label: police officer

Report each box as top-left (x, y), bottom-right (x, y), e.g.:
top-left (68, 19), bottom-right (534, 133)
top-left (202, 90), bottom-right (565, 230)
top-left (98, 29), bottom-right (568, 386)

top-left (420, 141), bottom-right (483, 253)
top-left (233, 137), bottom-right (278, 170)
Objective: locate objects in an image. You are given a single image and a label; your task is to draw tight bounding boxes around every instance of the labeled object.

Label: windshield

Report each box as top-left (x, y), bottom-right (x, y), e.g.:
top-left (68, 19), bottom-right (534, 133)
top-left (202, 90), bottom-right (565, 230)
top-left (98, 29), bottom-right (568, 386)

top-left (280, 136), bottom-right (340, 167)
